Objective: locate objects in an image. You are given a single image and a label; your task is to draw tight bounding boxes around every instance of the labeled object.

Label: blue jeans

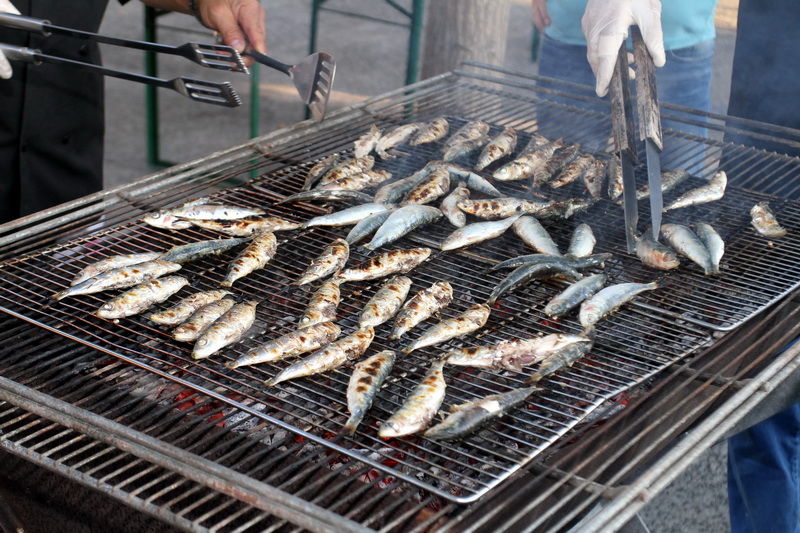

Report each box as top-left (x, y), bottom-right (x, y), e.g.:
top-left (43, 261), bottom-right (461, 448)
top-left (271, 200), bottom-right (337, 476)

top-left (536, 34), bottom-right (714, 171)
top-left (728, 401), bottom-right (800, 533)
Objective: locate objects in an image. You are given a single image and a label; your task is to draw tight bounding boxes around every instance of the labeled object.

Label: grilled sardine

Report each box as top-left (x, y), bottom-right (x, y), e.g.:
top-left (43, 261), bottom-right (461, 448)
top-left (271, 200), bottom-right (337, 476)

top-left (54, 259), bottom-right (181, 300)
top-left (336, 248), bottom-right (431, 283)
top-left (173, 297), bottom-right (236, 342)
top-left (96, 275), bottom-right (189, 319)
top-left (343, 349), bottom-right (396, 436)
top-left (379, 359), bottom-right (447, 438)
top-left (390, 281), bottom-right (454, 340)
top-left (192, 300), bottom-right (259, 359)
top-left (149, 289), bottom-right (232, 326)
top-left (220, 232), bottom-right (278, 287)
top-left (72, 252), bottom-right (162, 286)
top-left (402, 304), bottom-right (491, 354)
top-left (298, 279), bottom-right (342, 328)
top-left (265, 327), bottom-right (375, 386)
top-left (359, 276), bottom-right (412, 328)
top-left (293, 238), bottom-right (350, 286)
top-left (475, 126), bottom-right (517, 171)
top-left (750, 201), bottom-right (787, 239)
top-left (227, 321), bottom-right (341, 369)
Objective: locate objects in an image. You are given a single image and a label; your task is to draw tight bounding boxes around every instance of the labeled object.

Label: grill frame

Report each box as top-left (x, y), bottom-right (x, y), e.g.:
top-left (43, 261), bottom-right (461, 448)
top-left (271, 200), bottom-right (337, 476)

top-left (1, 62), bottom-right (800, 531)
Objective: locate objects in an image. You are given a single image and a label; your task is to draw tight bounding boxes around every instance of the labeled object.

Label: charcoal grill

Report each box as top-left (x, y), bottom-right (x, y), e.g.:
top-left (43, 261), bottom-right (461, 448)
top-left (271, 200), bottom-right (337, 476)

top-left (1, 62), bottom-right (800, 531)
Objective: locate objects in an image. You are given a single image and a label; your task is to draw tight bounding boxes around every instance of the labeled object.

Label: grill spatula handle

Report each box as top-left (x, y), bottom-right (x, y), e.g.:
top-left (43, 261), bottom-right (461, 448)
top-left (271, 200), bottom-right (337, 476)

top-left (243, 49), bottom-right (293, 76)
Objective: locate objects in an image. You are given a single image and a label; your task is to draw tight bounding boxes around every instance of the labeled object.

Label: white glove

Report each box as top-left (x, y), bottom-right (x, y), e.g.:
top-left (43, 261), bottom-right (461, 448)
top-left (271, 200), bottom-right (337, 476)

top-left (0, 0), bottom-right (20, 79)
top-left (581, 0), bottom-right (665, 97)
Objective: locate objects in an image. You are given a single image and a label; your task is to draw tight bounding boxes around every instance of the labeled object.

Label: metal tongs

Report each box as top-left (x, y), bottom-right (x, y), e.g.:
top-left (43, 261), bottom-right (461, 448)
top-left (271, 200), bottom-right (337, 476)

top-left (0, 12), bottom-right (245, 107)
top-left (608, 26), bottom-right (664, 253)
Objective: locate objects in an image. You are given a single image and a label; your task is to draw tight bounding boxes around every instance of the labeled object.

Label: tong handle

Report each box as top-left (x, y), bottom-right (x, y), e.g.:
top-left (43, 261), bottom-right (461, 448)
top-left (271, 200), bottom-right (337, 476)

top-left (0, 12), bottom-right (49, 35)
top-left (631, 26), bottom-right (663, 150)
top-left (608, 41), bottom-right (637, 163)
top-left (0, 43), bottom-right (41, 65)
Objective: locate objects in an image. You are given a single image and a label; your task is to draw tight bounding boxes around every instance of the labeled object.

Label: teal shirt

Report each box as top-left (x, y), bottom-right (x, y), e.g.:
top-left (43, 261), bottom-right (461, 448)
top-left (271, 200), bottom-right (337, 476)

top-left (546, 0), bottom-right (718, 50)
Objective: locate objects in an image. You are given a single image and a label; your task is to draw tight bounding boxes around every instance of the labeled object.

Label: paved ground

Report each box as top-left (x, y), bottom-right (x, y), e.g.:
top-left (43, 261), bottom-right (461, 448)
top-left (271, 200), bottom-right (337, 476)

top-left (96, 1), bottom-right (739, 530)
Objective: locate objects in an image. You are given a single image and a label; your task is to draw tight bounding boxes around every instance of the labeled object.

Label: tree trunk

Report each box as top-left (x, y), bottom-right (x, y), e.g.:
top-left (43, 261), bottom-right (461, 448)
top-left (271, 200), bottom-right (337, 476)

top-left (420, 0), bottom-right (511, 80)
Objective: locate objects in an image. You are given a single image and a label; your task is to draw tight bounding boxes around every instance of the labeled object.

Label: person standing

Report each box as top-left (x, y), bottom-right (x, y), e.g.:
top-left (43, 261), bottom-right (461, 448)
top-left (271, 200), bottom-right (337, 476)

top-left (0, 0), bottom-right (266, 224)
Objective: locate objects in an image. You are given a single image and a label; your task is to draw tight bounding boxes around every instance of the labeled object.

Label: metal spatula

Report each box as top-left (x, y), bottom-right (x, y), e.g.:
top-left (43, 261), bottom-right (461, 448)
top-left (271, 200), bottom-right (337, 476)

top-left (245, 50), bottom-right (336, 121)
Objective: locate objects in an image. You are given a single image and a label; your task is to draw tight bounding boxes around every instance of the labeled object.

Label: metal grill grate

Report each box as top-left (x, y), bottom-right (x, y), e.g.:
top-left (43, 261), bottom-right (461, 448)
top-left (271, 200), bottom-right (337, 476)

top-left (1, 64), bottom-right (800, 508)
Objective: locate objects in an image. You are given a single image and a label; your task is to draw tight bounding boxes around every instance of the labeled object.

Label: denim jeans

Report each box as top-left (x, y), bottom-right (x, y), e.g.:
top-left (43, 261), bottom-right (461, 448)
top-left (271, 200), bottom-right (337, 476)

top-left (536, 34), bottom-right (714, 171)
top-left (728, 400), bottom-right (800, 533)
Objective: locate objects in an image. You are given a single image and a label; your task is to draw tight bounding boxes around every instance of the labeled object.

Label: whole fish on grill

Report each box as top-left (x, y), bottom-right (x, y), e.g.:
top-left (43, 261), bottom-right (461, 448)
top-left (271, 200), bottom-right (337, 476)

top-left (424, 386), bottom-right (539, 441)
top-left (173, 297), bottom-right (236, 342)
top-left (303, 153), bottom-right (341, 191)
top-left (378, 358), bottom-right (446, 438)
top-left (582, 158), bottom-right (608, 199)
top-left (54, 259), bottom-right (182, 300)
top-left (342, 349), bottom-right (397, 436)
top-left (298, 278), bottom-right (342, 328)
top-left (159, 238), bottom-right (248, 264)
top-left (149, 289), bottom-right (232, 326)
top-left (443, 120), bottom-right (490, 151)
top-left (695, 222), bottom-right (724, 275)
top-left (536, 197), bottom-right (599, 220)
top-left (265, 327), bottom-right (375, 386)
top-left (457, 198), bottom-right (553, 220)
top-left (445, 333), bottom-right (591, 371)
top-left (353, 125), bottom-right (382, 158)
top-left (660, 223), bottom-right (715, 275)
top-left (277, 189), bottom-right (374, 205)
top-left (191, 217), bottom-right (302, 236)
top-left (634, 232), bottom-right (681, 270)
top-left (440, 183), bottom-right (470, 228)
top-left (375, 123), bottom-right (425, 159)
top-left (520, 133), bottom-right (552, 154)
top-left (440, 215), bottom-right (521, 251)
top-left (220, 232), bottom-right (278, 287)
top-left (364, 205), bottom-right (442, 251)
top-left (527, 335), bottom-right (594, 385)
top-left (192, 300), bottom-right (259, 359)
top-left (390, 281), bottom-right (454, 340)
top-left (629, 169), bottom-right (691, 203)
top-left (72, 252), bottom-right (162, 286)
top-left (492, 139), bottom-right (565, 182)
top-left (750, 201), bottom-right (788, 239)
top-left (402, 303), bottom-right (491, 354)
top-left (664, 170), bottom-right (727, 212)
top-left (141, 210), bottom-right (194, 230)
top-left (316, 156), bottom-right (375, 188)
top-left (318, 169), bottom-right (393, 192)
top-left (533, 144), bottom-right (581, 188)
top-left (490, 252), bottom-right (611, 272)
top-left (293, 238), bottom-right (350, 286)
top-left (512, 215), bottom-right (561, 256)
top-left (301, 203), bottom-right (392, 229)
top-left (373, 162), bottom-right (439, 204)
top-left (567, 223), bottom-right (596, 258)
top-left (410, 117), bottom-right (450, 146)
top-left (226, 321), bottom-right (341, 369)
top-left (442, 134), bottom-right (491, 162)
top-left (443, 163), bottom-right (504, 197)
top-left (550, 153), bottom-right (595, 189)
top-left (400, 165), bottom-right (451, 206)
top-left (579, 281), bottom-right (659, 330)
top-left (543, 273), bottom-right (607, 318)
top-left (475, 126), bottom-right (517, 171)
top-left (487, 261), bottom-right (583, 305)
top-left (345, 209), bottom-right (395, 245)
top-left (96, 275), bottom-right (189, 319)
top-left (336, 248), bottom-right (432, 283)
top-left (606, 154), bottom-right (624, 201)
top-left (168, 203), bottom-right (266, 221)
top-left (359, 276), bottom-right (412, 328)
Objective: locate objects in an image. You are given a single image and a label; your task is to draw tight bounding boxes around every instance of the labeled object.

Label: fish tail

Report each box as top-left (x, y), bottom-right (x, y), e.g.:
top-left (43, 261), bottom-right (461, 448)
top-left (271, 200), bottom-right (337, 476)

top-left (582, 326), bottom-right (597, 340)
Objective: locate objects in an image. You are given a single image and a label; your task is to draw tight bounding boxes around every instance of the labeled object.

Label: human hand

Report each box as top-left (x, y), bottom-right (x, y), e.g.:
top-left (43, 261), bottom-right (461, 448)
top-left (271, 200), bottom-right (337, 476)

top-left (581, 0), bottom-right (664, 97)
top-left (193, 0), bottom-right (266, 55)
top-left (0, 0), bottom-right (20, 79)
top-left (531, 0), bottom-right (550, 33)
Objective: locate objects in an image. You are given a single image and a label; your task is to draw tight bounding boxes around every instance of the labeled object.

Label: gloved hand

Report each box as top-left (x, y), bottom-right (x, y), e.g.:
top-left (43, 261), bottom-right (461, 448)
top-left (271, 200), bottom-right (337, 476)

top-left (0, 0), bottom-right (20, 79)
top-left (581, 0), bottom-right (665, 97)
